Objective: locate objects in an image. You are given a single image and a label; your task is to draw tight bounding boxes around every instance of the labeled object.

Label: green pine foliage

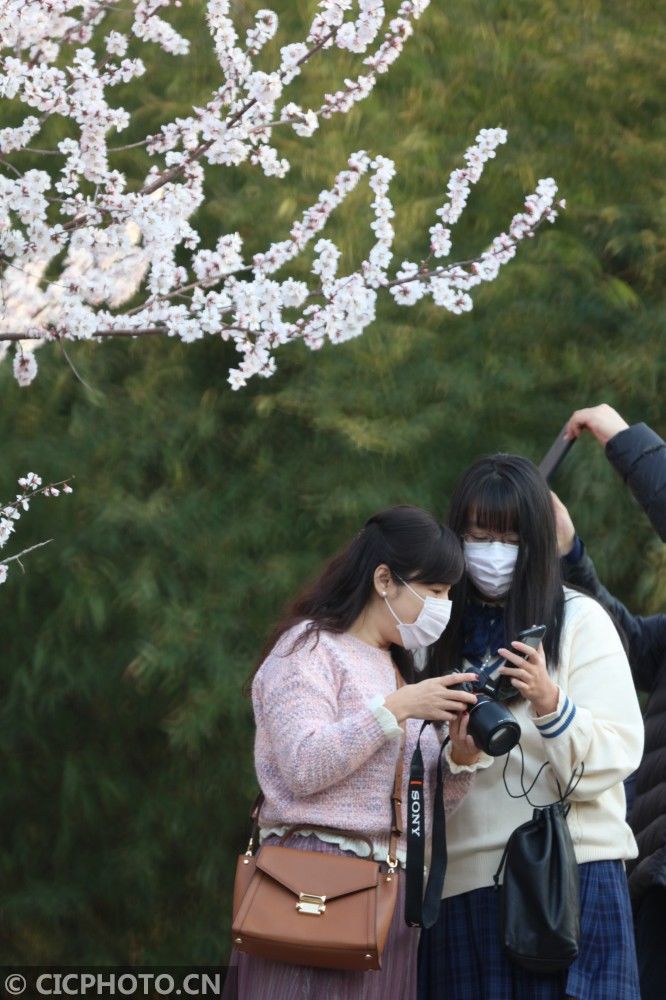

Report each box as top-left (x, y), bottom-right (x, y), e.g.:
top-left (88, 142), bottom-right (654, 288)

top-left (0, 0), bottom-right (664, 963)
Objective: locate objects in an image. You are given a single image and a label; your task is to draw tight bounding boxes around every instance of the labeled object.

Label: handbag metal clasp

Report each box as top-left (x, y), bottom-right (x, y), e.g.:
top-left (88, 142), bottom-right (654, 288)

top-left (296, 892), bottom-right (327, 915)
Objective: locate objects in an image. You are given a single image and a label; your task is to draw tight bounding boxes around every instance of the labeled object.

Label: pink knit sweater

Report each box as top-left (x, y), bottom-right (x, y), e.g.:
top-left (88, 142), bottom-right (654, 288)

top-left (252, 622), bottom-right (475, 863)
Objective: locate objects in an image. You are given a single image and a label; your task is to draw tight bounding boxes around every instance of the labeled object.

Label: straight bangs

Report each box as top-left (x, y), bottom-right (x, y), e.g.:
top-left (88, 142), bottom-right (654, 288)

top-left (432, 452), bottom-right (566, 680)
top-left (468, 473), bottom-right (521, 536)
top-left (401, 525), bottom-right (464, 586)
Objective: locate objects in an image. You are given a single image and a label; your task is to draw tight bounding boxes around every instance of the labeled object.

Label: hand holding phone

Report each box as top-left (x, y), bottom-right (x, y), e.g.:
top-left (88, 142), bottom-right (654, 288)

top-left (515, 624), bottom-right (547, 651)
top-left (539, 426), bottom-right (575, 482)
top-left (497, 624), bottom-right (559, 715)
top-left (495, 625), bottom-right (547, 700)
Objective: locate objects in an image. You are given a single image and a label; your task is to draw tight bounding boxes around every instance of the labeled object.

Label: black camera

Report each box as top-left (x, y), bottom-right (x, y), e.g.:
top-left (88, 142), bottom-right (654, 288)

top-left (452, 625), bottom-right (547, 756)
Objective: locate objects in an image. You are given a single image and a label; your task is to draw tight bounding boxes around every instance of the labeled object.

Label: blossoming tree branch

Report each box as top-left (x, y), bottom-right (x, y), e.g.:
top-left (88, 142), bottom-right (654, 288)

top-left (0, 473), bottom-right (74, 586)
top-left (0, 0), bottom-right (563, 390)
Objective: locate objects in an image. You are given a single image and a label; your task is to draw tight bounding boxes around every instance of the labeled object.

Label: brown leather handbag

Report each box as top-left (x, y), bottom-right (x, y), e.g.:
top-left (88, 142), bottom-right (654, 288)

top-left (232, 679), bottom-right (406, 971)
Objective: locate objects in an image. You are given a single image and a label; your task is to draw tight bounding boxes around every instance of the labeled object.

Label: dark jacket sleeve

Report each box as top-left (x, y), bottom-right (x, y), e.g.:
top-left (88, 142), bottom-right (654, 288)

top-left (605, 423), bottom-right (666, 541)
top-left (562, 546), bottom-right (666, 694)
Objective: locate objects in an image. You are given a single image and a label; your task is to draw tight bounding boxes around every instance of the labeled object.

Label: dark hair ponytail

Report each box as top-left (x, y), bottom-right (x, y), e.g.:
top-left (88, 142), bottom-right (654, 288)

top-left (244, 504), bottom-right (464, 694)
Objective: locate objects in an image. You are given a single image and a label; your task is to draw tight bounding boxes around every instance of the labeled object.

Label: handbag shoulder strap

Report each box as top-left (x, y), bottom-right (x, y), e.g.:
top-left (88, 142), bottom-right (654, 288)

top-left (388, 665), bottom-right (407, 869)
top-left (243, 790), bottom-right (264, 856)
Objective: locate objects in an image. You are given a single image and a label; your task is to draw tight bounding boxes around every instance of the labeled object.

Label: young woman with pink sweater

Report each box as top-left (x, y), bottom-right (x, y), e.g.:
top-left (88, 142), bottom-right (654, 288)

top-left (227, 505), bottom-right (489, 1000)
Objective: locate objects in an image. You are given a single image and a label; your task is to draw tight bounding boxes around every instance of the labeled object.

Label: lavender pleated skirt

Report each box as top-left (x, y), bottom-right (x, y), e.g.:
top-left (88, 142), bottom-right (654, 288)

top-left (223, 833), bottom-right (418, 1000)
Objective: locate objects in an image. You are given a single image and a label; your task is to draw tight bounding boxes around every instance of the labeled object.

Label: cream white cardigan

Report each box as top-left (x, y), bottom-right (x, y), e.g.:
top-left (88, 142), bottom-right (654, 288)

top-left (441, 587), bottom-right (644, 899)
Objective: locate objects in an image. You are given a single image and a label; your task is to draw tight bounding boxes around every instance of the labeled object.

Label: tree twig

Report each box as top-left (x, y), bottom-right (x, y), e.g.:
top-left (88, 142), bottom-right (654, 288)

top-left (2, 538), bottom-right (54, 571)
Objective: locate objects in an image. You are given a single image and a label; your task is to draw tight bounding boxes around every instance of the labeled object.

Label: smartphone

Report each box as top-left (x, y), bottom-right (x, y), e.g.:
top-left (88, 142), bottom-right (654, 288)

top-left (494, 624), bottom-right (547, 700)
top-left (538, 426), bottom-right (575, 482)
top-left (516, 624), bottom-right (547, 651)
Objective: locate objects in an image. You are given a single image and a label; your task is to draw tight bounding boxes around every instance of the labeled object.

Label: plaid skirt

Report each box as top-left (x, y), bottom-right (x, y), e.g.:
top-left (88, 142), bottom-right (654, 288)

top-left (417, 860), bottom-right (640, 1000)
top-left (224, 833), bottom-right (419, 1000)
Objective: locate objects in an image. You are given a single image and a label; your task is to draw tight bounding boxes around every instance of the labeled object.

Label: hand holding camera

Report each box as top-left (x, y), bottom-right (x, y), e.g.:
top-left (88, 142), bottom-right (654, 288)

top-left (383, 673), bottom-right (479, 725)
top-left (450, 625), bottom-right (549, 756)
top-left (448, 710), bottom-right (483, 767)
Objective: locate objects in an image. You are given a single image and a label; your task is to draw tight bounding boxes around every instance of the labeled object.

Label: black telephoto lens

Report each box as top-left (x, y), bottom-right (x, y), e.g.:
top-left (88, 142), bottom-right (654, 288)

top-left (466, 695), bottom-right (521, 756)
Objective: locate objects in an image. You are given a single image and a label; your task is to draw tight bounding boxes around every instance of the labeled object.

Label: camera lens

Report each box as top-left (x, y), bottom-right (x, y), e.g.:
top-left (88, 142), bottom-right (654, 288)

top-left (467, 696), bottom-right (521, 756)
top-left (486, 721), bottom-right (521, 756)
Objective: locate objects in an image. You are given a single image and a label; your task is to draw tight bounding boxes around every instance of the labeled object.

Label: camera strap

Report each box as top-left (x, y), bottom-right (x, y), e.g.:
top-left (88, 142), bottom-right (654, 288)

top-left (404, 721), bottom-right (449, 928)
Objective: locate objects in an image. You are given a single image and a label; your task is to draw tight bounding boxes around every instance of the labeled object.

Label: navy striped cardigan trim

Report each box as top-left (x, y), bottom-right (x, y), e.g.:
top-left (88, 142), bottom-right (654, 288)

top-left (535, 694), bottom-right (577, 739)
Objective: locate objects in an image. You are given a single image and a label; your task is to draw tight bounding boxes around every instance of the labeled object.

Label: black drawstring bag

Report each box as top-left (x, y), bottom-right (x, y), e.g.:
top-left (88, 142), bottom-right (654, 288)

top-left (493, 748), bottom-right (584, 973)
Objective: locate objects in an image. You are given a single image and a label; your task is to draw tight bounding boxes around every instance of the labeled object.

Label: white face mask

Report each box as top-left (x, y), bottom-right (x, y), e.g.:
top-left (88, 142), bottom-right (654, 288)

top-left (463, 540), bottom-right (519, 600)
top-left (383, 577), bottom-right (453, 650)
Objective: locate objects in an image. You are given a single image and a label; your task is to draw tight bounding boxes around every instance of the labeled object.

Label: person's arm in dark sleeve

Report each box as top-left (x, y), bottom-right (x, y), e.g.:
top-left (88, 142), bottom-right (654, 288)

top-left (631, 613), bottom-right (666, 694)
top-left (562, 539), bottom-right (666, 693)
top-left (562, 540), bottom-right (640, 647)
top-left (605, 423), bottom-right (666, 541)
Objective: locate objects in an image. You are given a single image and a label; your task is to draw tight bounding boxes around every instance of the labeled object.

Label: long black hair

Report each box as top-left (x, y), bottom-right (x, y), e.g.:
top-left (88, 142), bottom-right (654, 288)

top-left (430, 454), bottom-right (565, 675)
top-left (244, 504), bottom-right (464, 693)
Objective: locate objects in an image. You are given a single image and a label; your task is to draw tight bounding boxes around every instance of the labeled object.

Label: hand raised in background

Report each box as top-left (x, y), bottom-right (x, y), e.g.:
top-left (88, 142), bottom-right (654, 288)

top-left (551, 490), bottom-right (576, 557)
top-left (564, 404), bottom-right (629, 447)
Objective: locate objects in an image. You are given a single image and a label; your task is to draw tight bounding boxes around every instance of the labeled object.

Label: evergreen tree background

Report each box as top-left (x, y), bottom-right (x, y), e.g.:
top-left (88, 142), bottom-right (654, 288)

top-left (1, 0), bottom-right (665, 964)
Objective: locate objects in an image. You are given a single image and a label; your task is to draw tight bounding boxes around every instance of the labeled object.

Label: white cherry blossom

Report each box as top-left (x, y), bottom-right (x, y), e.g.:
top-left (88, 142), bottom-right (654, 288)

top-left (0, 472), bottom-right (74, 585)
top-left (0, 2), bottom-right (560, 391)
